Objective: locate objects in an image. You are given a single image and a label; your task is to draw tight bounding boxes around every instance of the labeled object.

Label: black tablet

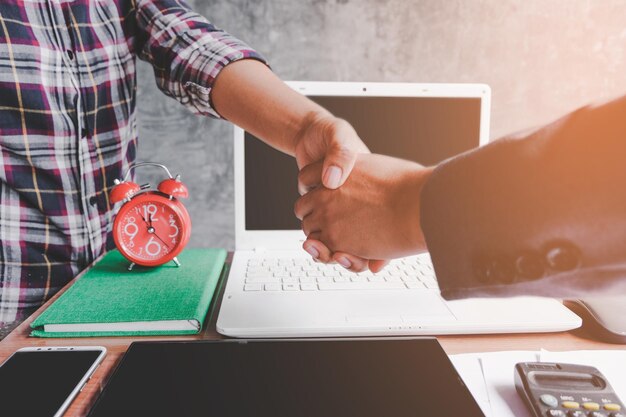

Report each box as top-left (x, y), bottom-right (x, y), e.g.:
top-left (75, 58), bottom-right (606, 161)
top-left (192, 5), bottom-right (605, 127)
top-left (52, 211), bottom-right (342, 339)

top-left (88, 338), bottom-right (484, 417)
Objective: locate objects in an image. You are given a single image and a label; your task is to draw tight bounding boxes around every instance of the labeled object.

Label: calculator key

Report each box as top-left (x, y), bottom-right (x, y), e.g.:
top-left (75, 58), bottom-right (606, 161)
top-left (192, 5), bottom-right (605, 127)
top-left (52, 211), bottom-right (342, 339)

top-left (588, 412), bottom-right (607, 417)
top-left (609, 413), bottom-right (626, 417)
top-left (567, 411), bottom-right (585, 417)
top-left (583, 403), bottom-right (601, 411)
top-left (562, 401), bottom-right (580, 409)
top-left (605, 404), bottom-right (622, 412)
top-left (546, 410), bottom-right (566, 417)
top-left (541, 394), bottom-right (559, 408)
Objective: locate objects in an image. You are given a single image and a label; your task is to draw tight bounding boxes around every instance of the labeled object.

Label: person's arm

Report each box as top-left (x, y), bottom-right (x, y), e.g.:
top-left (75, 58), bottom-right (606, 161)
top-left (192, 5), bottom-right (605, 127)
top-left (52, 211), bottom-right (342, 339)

top-left (210, 60), bottom-right (368, 187)
top-left (419, 96), bottom-right (626, 300)
top-left (134, 1), bottom-right (370, 234)
top-left (134, 1), bottom-right (372, 267)
top-left (297, 95), bottom-right (626, 299)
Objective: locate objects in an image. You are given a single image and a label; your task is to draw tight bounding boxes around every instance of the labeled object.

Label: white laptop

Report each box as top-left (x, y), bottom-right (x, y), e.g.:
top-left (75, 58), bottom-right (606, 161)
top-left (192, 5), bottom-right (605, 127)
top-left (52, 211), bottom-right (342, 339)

top-left (216, 81), bottom-right (581, 338)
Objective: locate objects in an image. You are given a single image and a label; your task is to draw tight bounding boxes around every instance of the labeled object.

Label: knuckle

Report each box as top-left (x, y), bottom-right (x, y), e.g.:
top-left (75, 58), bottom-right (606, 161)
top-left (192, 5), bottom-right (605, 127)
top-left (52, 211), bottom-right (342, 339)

top-left (293, 201), bottom-right (302, 219)
top-left (297, 169), bottom-right (306, 185)
top-left (325, 230), bottom-right (339, 250)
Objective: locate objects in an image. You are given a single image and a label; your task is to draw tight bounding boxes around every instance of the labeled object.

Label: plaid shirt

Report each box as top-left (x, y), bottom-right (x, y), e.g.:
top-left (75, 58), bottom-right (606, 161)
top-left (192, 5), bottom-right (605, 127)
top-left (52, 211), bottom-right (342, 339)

top-left (0, 0), bottom-right (264, 320)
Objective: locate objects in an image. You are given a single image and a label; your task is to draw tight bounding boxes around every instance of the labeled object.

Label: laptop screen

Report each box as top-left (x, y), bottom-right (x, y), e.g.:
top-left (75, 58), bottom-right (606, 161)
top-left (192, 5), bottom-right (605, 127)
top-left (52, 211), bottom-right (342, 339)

top-left (244, 95), bottom-right (482, 231)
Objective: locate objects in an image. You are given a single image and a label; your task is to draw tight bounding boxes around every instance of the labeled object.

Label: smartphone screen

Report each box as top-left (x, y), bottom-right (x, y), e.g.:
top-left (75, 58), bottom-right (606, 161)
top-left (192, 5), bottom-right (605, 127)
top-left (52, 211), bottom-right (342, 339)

top-left (0, 349), bottom-right (104, 417)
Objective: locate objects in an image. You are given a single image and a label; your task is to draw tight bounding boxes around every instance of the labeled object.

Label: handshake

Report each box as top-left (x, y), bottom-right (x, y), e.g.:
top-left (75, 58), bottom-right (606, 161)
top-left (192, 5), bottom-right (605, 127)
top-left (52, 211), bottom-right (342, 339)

top-left (293, 114), bottom-right (433, 272)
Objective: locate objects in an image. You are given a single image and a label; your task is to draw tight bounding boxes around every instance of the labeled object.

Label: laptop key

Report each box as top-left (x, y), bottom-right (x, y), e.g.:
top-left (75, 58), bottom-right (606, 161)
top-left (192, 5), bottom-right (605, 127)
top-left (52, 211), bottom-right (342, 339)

top-left (264, 283), bottom-right (282, 291)
top-left (283, 284), bottom-right (299, 291)
top-left (244, 283), bottom-right (263, 291)
top-left (300, 283), bottom-right (318, 291)
top-left (245, 276), bottom-right (280, 283)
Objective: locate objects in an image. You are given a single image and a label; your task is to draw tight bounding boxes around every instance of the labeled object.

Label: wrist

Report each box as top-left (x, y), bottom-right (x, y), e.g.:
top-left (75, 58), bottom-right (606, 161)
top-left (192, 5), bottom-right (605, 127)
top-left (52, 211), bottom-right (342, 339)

top-left (292, 110), bottom-right (335, 149)
top-left (401, 165), bottom-right (434, 253)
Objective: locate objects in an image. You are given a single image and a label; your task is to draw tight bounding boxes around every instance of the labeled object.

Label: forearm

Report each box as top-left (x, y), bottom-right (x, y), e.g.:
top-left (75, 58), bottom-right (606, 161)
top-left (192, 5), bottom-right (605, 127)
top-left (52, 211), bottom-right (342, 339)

top-left (211, 60), bottom-right (330, 156)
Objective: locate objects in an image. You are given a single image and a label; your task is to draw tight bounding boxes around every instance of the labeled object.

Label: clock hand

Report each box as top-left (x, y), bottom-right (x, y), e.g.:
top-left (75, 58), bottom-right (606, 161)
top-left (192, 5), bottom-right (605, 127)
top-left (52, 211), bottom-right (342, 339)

top-left (152, 231), bottom-right (170, 249)
top-left (138, 214), bottom-right (150, 227)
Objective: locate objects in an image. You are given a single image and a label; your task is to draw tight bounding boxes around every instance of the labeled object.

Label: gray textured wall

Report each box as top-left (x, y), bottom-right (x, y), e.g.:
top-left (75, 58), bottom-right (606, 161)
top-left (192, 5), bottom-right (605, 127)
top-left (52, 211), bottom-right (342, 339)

top-left (136, 0), bottom-right (626, 249)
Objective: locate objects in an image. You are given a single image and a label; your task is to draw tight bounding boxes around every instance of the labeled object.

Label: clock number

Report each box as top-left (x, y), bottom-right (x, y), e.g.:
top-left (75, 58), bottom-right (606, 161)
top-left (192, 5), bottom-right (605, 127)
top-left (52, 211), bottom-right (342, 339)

top-left (143, 204), bottom-right (158, 222)
top-left (168, 214), bottom-right (179, 238)
top-left (145, 236), bottom-right (162, 257)
top-left (124, 217), bottom-right (138, 242)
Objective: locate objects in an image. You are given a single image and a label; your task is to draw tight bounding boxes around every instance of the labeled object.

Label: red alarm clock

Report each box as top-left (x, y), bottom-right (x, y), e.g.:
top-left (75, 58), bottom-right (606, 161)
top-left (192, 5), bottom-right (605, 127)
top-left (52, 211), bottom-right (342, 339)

top-left (110, 162), bottom-right (191, 270)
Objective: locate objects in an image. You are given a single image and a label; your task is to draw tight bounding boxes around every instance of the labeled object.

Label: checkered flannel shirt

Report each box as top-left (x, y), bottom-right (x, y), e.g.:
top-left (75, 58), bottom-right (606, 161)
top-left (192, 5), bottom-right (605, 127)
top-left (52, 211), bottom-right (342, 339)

top-left (0, 0), bottom-right (264, 320)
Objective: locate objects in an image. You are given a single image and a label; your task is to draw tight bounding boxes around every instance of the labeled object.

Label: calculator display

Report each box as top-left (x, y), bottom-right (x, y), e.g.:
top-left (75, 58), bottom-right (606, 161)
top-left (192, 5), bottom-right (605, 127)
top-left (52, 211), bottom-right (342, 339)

top-left (532, 372), bottom-right (605, 389)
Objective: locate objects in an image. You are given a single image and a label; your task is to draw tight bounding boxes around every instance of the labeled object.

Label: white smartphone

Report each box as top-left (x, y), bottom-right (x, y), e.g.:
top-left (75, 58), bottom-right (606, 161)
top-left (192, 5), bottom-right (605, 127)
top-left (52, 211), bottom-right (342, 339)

top-left (0, 346), bottom-right (106, 417)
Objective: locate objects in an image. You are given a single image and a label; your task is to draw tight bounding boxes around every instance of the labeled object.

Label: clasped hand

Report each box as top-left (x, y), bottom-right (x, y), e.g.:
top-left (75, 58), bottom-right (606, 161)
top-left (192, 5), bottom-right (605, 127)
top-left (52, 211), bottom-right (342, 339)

top-left (295, 153), bottom-right (433, 272)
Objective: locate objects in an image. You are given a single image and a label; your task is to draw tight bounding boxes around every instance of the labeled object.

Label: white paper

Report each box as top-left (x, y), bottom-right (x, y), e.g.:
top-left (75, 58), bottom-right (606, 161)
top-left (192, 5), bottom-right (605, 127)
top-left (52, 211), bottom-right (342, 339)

top-left (480, 351), bottom-right (538, 417)
top-left (450, 349), bottom-right (626, 417)
top-left (450, 353), bottom-right (491, 416)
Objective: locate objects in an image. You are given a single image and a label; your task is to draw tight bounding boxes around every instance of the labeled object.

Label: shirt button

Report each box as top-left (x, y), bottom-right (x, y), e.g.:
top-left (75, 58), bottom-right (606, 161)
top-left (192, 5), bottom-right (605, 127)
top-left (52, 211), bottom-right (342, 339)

top-left (472, 255), bottom-right (493, 284)
top-left (67, 50), bottom-right (75, 60)
top-left (89, 196), bottom-right (98, 206)
top-left (545, 242), bottom-right (581, 272)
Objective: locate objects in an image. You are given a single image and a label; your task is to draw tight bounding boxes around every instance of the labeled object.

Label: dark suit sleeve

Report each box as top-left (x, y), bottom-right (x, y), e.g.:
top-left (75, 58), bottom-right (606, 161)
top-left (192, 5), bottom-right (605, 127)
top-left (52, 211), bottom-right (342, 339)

top-left (420, 95), bottom-right (626, 300)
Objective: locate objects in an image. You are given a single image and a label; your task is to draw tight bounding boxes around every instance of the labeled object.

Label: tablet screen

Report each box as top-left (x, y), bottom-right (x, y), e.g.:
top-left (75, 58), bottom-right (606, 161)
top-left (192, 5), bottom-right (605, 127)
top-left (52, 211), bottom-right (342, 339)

top-left (89, 338), bottom-right (484, 417)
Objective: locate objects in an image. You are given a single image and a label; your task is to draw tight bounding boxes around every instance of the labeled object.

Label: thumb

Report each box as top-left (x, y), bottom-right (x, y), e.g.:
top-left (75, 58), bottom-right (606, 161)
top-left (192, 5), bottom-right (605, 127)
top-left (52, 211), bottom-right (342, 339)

top-left (322, 144), bottom-right (357, 189)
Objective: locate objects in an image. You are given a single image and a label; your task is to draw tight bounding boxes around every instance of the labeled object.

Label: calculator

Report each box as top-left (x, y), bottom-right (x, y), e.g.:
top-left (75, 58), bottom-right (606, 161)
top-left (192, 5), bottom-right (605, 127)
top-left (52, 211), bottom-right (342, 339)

top-left (515, 362), bottom-right (625, 417)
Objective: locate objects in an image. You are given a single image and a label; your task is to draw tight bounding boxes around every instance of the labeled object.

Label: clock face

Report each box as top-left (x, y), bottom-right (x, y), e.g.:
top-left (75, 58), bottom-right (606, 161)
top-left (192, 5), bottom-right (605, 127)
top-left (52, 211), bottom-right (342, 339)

top-left (113, 193), bottom-right (190, 266)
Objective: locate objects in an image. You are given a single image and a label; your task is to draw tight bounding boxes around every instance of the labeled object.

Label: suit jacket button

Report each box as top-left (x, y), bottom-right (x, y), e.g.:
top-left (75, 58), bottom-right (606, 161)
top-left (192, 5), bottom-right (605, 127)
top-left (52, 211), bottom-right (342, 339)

top-left (545, 242), bottom-right (581, 271)
top-left (472, 261), bottom-right (491, 284)
top-left (473, 255), bottom-right (515, 284)
top-left (515, 251), bottom-right (545, 280)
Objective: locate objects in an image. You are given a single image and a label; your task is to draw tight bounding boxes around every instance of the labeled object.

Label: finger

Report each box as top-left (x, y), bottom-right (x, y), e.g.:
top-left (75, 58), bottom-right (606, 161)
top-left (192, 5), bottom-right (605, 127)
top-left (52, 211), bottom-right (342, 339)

top-left (322, 122), bottom-right (361, 189)
top-left (294, 186), bottom-right (323, 220)
top-left (303, 236), bottom-right (333, 263)
top-left (332, 252), bottom-right (369, 272)
top-left (368, 259), bottom-right (390, 273)
top-left (322, 146), bottom-right (356, 189)
top-left (300, 213), bottom-right (320, 237)
top-left (297, 161), bottom-right (324, 195)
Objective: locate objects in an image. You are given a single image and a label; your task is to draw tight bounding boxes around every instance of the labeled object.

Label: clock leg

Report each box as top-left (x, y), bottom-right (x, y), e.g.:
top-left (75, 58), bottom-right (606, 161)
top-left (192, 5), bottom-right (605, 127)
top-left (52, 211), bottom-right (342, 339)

top-left (172, 257), bottom-right (181, 267)
top-left (127, 262), bottom-right (135, 271)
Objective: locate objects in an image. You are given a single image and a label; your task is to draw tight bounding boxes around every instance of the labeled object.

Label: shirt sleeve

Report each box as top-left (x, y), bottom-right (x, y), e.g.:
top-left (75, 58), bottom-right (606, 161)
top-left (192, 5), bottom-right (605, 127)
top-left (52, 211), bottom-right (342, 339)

top-left (134, 0), bottom-right (268, 118)
top-left (419, 96), bottom-right (626, 300)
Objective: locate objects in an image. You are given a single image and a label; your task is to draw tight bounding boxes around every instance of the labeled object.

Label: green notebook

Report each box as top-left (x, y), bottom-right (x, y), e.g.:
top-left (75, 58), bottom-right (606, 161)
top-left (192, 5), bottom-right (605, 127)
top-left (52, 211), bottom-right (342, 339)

top-left (31, 248), bottom-right (227, 338)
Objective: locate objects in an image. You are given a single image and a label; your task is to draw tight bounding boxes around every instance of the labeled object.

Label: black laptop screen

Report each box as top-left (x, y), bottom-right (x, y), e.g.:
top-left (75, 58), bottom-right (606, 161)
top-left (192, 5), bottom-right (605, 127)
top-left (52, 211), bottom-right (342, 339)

top-left (245, 95), bottom-right (482, 230)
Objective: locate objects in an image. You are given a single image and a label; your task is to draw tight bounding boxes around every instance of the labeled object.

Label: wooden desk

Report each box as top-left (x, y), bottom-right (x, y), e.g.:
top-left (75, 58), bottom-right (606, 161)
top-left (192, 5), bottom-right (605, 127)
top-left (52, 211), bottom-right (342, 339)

top-left (1, 263), bottom-right (624, 417)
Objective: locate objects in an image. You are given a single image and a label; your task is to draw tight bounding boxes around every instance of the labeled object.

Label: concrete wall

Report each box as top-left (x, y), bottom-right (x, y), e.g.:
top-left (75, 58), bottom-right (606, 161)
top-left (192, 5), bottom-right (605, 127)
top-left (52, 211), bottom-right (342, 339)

top-left (136, 0), bottom-right (626, 249)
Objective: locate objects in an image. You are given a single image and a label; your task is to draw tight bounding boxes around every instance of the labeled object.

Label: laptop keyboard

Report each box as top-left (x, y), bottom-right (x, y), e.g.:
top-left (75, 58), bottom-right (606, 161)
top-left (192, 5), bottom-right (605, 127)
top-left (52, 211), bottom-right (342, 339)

top-left (243, 254), bottom-right (439, 292)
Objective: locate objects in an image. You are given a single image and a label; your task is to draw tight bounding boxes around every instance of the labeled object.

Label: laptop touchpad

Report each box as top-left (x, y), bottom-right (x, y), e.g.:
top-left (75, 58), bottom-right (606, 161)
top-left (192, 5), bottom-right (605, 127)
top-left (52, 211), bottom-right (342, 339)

top-left (346, 293), bottom-right (455, 324)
